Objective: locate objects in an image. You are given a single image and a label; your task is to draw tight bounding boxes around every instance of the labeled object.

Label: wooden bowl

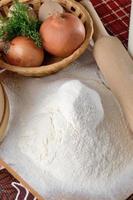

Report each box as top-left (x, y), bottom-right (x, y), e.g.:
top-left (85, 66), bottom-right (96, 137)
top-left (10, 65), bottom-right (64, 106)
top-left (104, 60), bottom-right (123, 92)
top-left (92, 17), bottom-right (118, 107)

top-left (0, 84), bottom-right (5, 124)
top-left (0, 83), bottom-right (9, 142)
top-left (0, 0), bottom-right (93, 77)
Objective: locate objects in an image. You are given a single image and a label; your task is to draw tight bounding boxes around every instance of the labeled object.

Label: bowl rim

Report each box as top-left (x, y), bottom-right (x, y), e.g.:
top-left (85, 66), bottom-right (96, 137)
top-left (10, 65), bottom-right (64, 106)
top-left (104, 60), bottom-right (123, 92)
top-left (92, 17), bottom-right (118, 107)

top-left (0, 0), bottom-right (94, 76)
top-left (0, 83), bottom-right (9, 142)
top-left (0, 83), bottom-right (5, 125)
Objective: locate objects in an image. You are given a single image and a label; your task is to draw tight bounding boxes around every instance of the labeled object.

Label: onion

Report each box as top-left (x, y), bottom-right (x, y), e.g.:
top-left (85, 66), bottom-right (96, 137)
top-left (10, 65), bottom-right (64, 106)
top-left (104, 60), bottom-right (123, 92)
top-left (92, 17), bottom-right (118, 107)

top-left (5, 36), bottom-right (44, 67)
top-left (40, 13), bottom-right (86, 58)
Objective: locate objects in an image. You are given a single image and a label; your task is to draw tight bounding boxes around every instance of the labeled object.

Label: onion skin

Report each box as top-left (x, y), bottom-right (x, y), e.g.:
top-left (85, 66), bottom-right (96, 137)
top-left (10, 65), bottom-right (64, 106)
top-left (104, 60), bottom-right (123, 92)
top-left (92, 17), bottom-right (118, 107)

top-left (40, 13), bottom-right (86, 58)
top-left (6, 36), bottom-right (44, 67)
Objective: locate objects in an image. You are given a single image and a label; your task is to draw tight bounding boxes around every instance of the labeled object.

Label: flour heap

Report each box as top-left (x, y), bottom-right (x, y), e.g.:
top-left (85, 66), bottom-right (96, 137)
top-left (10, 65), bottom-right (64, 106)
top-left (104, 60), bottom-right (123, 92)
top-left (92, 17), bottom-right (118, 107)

top-left (19, 80), bottom-right (133, 197)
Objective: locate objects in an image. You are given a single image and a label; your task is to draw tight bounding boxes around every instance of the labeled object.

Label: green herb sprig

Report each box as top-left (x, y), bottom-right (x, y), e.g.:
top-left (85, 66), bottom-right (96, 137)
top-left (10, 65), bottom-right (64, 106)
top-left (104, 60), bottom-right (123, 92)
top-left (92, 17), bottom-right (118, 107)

top-left (0, 1), bottom-right (42, 48)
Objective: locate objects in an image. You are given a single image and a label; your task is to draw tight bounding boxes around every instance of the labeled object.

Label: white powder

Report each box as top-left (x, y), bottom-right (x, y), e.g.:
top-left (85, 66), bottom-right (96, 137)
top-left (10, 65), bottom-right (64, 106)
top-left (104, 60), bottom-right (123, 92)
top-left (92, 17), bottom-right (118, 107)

top-left (1, 49), bottom-right (133, 200)
top-left (19, 80), bottom-right (104, 170)
top-left (18, 79), bottom-right (133, 200)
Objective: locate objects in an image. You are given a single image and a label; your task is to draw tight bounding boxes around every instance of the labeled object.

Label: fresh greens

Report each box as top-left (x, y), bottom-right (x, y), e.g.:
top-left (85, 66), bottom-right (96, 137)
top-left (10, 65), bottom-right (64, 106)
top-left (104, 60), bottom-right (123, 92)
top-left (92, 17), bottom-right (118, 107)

top-left (0, 1), bottom-right (42, 47)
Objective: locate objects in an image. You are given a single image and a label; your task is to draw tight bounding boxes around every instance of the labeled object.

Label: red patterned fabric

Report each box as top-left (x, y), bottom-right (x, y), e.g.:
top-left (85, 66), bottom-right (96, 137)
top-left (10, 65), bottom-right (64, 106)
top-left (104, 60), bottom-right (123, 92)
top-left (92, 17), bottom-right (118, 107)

top-left (89, 0), bottom-right (131, 47)
top-left (0, 165), bottom-right (38, 200)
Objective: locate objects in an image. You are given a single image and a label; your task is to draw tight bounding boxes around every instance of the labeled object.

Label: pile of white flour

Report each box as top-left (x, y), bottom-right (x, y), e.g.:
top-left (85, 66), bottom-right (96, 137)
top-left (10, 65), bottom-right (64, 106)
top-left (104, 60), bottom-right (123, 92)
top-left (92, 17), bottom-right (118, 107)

top-left (19, 80), bottom-right (104, 179)
top-left (0, 49), bottom-right (133, 200)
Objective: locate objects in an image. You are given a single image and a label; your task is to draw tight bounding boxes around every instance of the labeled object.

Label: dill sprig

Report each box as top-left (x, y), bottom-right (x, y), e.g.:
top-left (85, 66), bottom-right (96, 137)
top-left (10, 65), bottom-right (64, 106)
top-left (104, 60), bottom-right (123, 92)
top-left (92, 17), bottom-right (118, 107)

top-left (0, 1), bottom-right (42, 48)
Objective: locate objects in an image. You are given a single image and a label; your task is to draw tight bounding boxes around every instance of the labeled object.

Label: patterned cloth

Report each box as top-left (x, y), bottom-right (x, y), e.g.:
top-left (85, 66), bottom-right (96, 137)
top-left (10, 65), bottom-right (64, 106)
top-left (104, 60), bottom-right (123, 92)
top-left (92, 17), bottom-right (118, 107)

top-left (0, 164), bottom-right (38, 200)
top-left (89, 0), bottom-right (131, 47)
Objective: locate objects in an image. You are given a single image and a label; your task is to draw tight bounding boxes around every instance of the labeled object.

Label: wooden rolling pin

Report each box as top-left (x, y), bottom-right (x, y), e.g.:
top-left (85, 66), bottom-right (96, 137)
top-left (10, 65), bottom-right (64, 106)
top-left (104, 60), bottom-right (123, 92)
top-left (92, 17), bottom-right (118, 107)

top-left (81, 0), bottom-right (133, 132)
